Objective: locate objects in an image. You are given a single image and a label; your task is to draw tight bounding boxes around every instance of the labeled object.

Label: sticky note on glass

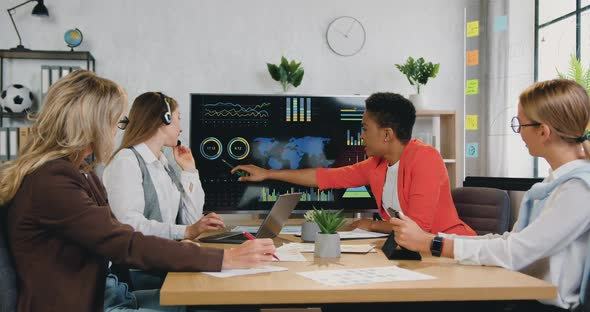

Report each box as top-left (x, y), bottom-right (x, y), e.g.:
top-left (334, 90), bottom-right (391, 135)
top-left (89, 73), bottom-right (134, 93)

top-left (466, 143), bottom-right (479, 158)
top-left (466, 115), bottom-right (478, 130)
top-left (467, 21), bottom-right (479, 37)
top-left (466, 79), bottom-right (479, 95)
top-left (494, 15), bottom-right (508, 32)
top-left (467, 50), bottom-right (479, 66)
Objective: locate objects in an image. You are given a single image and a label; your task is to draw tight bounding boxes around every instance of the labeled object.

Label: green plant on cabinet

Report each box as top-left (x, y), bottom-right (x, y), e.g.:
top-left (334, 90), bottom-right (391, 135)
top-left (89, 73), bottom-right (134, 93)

top-left (395, 56), bottom-right (440, 94)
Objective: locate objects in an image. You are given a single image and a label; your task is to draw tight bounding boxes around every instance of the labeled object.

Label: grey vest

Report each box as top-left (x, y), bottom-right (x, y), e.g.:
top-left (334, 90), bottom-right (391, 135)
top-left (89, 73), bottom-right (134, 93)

top-left (128, 147), bottom-right (184, 223)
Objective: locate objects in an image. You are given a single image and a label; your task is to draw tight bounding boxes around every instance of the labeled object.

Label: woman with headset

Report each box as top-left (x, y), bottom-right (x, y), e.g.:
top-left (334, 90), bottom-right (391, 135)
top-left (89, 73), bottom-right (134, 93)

top-left (103, 92), bottom-right (224, 288)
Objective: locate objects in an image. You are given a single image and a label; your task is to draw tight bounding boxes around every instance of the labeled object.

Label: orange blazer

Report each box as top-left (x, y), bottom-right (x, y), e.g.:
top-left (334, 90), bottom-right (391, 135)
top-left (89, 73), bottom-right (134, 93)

top-left (316, 139), bottom-right (476, 235)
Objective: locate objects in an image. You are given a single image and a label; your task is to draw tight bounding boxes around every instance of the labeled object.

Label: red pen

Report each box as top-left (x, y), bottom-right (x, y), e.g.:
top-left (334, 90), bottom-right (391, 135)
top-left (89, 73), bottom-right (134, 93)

top-left (242, 231), bottom-right (280, 261)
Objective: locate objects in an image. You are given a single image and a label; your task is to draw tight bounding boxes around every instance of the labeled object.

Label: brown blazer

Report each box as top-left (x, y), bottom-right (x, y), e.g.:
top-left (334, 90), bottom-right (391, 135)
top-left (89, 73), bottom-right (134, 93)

top-left (6, 159), bottom-right (223, 311)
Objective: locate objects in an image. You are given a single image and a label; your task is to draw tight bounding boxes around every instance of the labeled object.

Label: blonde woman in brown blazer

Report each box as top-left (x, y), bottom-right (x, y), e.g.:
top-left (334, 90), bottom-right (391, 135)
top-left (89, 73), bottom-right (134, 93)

top-left (0, 70), bottom-right (275, 312)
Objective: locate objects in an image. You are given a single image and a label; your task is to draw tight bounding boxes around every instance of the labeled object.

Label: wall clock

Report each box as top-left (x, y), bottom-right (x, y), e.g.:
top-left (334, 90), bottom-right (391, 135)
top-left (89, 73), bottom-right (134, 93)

top-left (326, 16), bottom-right (366, 56)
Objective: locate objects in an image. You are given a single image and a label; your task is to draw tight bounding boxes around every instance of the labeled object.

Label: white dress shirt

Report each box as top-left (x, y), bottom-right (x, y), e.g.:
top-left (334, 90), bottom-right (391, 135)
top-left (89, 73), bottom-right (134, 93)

top-left (443, 160), bottom-right (590, 309)
top-left (103, 143), bottom-right (205, 240)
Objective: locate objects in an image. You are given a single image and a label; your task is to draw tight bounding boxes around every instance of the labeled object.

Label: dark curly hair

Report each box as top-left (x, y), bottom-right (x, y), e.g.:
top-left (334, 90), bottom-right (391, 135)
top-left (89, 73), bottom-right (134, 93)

top-left (365, 92), bottom-right (416, 143)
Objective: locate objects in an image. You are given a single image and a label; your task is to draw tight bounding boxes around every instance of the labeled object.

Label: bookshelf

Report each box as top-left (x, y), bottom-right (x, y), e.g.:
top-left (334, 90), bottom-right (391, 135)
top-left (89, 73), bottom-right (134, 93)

top-left (0, 49), bottom-right (95, 88)
top-left (0, 49), bottom-right (95, 161)
top-left (415, 110), bottom-right (457, 188)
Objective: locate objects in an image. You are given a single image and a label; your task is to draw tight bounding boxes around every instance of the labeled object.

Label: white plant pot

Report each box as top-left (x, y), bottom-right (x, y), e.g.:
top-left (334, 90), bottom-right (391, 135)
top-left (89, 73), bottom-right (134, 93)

top-left (314, 233), bottom-right (341, 258)
top-left (301, 221), bottom-right (320, 242)
top-left (409, 94), bottom-right (426, 110)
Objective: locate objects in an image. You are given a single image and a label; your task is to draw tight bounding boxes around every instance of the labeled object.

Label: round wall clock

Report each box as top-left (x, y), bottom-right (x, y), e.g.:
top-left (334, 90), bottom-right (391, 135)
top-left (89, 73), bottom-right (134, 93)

top-left (326, 16), bottom-right (366, 56)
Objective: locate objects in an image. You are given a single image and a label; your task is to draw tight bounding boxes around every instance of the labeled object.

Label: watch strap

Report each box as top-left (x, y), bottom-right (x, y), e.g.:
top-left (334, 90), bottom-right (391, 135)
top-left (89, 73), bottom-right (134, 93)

top-left (430, 236), bottom-right (444, 257)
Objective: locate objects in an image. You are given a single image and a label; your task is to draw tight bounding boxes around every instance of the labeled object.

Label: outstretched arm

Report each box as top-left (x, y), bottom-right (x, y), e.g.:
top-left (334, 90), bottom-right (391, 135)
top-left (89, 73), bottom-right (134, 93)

top-left (233, 164), bottom-right (318, 187)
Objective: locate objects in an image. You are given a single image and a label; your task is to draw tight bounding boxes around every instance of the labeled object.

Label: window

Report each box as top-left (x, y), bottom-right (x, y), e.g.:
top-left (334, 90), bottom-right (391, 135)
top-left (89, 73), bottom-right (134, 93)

top-left (537, 16), bottom-right (576, 81)
top-left (538, 0), bottom-right (575, 24)
top-left (582, 10), bottom-right (590, 64)
top-left (534, 0), bottom-right (590, 177)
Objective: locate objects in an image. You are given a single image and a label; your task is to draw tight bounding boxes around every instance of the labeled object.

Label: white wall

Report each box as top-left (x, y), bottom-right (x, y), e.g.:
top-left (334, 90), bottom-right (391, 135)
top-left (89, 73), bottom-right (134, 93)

top-left (1, 0), bottom-right (472, 173)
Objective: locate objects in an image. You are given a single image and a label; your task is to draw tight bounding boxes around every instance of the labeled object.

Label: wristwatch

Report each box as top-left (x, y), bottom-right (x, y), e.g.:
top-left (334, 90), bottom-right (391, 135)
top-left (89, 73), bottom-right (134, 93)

top-left (430, 236), bottom-right (444, 257)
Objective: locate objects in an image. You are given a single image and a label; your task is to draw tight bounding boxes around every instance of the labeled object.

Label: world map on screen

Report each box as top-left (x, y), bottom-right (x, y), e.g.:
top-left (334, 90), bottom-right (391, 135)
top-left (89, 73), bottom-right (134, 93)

top-left (252, 137), bottom-right (334, 170)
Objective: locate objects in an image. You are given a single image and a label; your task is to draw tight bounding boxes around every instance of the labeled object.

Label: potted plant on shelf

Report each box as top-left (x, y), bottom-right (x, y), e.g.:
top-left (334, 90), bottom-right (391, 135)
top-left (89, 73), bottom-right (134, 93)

top-left (395, 56), bottom-right (440, 109)
top-left (267, 56), bottom-right (304, 92)
top-left (556, 54), bottom-right (590, 95)
top-left (311, 208), bottom-right (346, 258)
top-left (301, 209), bottom-right (321, 242)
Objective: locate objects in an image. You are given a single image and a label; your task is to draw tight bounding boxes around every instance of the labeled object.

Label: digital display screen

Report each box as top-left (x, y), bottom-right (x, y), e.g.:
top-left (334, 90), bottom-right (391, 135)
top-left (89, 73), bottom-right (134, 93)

top-left (190, 94), bottom-right (378, 213)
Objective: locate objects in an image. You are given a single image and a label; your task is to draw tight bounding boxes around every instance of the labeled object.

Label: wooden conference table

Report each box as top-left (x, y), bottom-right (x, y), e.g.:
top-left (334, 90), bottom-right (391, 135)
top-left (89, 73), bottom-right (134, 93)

top-left (160, 233), bottom-right (557, 307)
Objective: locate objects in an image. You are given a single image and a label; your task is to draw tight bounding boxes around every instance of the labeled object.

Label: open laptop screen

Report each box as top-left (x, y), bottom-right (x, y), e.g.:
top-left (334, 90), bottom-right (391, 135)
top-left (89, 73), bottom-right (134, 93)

top-left (199, 193), bottom-right (301, 244)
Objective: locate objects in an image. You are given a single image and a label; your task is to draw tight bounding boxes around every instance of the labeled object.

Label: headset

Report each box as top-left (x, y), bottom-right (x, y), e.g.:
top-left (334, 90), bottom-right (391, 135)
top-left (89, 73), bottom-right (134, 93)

top-left (158, 92), bottom-right (172, 125)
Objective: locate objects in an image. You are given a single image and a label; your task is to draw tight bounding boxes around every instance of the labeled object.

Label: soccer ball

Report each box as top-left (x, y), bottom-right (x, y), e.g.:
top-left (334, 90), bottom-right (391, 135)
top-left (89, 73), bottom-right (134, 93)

top-left (0, 84), bottom-right (34, 114)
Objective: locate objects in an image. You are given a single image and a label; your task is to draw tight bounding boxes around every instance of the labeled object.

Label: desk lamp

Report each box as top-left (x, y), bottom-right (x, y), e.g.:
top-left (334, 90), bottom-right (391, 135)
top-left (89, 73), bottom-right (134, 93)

top-left (7, 0), bottom-right (49, 51)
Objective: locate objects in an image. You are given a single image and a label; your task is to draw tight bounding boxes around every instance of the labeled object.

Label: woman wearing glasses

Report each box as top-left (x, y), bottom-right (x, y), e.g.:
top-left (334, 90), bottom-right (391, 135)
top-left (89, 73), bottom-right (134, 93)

top-left (103, 92), bottom-right (225, 288)
top-left (391, 79), bottom-right (590, 311)
top-left (0, 71), bottom-right (275, 312)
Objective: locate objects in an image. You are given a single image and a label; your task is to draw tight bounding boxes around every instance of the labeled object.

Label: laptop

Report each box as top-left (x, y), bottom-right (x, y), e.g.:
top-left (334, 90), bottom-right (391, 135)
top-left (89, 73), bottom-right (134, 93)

top-left (199, 193), bottom-right (301, 244)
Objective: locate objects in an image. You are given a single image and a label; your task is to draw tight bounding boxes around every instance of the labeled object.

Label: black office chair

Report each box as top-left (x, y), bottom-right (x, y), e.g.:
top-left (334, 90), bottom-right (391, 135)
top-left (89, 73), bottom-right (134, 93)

top-left (452, 187), bottom-right (511, 235)
top-left (0, 208), bottom-right (17, 312)
top-left (575, 272), bottom-right (590, 312)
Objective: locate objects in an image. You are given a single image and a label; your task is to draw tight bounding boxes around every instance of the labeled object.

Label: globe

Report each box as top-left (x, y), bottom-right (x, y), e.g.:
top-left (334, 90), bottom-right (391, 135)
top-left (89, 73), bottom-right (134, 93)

top-left (64, 28), bottom-right (83, 50)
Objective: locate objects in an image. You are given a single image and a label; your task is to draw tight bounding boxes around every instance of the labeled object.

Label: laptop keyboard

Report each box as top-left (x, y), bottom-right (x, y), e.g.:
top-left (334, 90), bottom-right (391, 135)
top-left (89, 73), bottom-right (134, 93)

top-left (203, 232), bottom-right (256, 240)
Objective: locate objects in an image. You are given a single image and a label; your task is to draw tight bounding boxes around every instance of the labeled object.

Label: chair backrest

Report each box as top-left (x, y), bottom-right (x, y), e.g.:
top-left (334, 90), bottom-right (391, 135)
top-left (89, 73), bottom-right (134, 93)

top-left (451, 187), bottom-right (511, 235)
top-left (577, 262), bottom-right (590, 312)
top-left (0, 208), bottom-right (17, 312)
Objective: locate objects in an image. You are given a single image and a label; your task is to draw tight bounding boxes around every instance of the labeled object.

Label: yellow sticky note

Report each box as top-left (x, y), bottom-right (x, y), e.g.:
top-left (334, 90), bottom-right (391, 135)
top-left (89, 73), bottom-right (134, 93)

top-left (466, 79), bottom-right (479, 95)
top-left (466, 115), bottom-right (478, 130)
top-left (467, 21), bottom-right (479, 37)
top-left (467, 50), bottom-right (479, 66)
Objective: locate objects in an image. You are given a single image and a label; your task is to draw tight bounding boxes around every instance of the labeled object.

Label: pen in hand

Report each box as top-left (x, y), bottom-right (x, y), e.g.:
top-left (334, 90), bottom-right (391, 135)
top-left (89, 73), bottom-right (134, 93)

top-left (242, 231), bottom-right (280, 261)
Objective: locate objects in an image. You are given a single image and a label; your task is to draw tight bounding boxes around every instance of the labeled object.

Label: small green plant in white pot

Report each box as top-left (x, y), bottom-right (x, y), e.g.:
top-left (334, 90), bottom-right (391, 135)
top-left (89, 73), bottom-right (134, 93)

top-left (301, 209), bottom-right (321, 242)
top-left (395, 56), bottom-right (440, 109)
top-left (311, 208), bottom-right (346, 258)
top-left (267, 56), bottom-right (304, 92)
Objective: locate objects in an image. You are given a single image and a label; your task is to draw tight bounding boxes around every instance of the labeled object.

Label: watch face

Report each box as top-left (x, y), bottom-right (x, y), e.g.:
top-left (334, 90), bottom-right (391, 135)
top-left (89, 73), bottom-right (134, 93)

top-left (326, 16), bottom-right (366, 56)
top-left (431, 236), bottom-right (443, 256)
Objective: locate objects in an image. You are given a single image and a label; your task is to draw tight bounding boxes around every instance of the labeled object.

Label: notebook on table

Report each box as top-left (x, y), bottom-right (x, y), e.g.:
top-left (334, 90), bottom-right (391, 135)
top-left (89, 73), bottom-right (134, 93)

top-left (199, 193), bottom-right (301, 244)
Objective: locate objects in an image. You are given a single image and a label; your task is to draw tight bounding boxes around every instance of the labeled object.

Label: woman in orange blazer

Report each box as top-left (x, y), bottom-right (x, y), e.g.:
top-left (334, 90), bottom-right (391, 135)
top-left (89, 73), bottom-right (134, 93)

top-left (234, 92), bottom-right (475, 236)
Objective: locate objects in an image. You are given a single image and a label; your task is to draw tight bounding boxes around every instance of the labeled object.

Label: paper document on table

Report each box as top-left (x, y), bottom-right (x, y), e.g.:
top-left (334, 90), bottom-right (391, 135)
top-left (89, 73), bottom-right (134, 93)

top-left (273, 245), bottom-right (307, 262)
top-left (202, 266), bottom-right (288, 278)
top-left (297, 266), bottom-right (435, 287)
top-left (232, 225), bottom-right (302, 235)
top-left (282, 243), bottom-right (376, 254)
top-left (337, 228), bottom-right (389, 239)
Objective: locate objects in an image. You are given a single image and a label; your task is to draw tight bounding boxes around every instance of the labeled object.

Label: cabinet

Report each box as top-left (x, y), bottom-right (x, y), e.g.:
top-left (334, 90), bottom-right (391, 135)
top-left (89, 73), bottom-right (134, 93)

top-left (0, 50), bottom-right (95, 161)
top-left (415, 110), bottom-right (457, 188)
top-left (0, 49), bottom-right (95, 128)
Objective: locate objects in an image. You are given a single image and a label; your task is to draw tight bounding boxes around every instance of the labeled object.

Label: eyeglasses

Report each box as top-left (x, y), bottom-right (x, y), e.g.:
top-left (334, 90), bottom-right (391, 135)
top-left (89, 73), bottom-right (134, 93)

top-left (117, 116), bottom-right (129, 130)
top-left (511, 116), bottom-right (541, 133)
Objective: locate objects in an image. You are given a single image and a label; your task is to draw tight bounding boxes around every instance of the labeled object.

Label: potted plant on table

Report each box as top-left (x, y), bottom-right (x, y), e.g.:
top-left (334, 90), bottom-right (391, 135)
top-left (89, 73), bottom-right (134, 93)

top-left (395, 56), bottom-right (440, 109)
top-left (311, 208), bottom-right (346, 258)
top-left (301, 209), bottom-right (321, 242)
top-left (267, 56), bottom-right (304, 92)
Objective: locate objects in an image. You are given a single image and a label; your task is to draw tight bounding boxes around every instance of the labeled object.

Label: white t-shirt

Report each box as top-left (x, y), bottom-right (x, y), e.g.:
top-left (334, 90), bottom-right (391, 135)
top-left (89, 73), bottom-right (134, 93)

top-left (381, 161), bottom-right (401, 216)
